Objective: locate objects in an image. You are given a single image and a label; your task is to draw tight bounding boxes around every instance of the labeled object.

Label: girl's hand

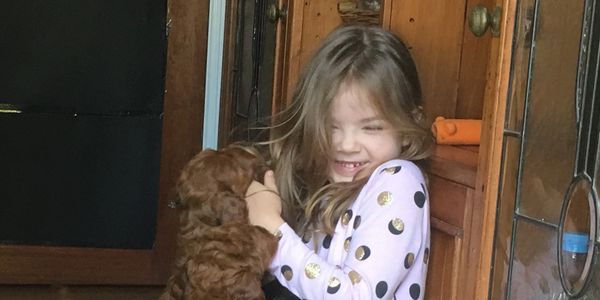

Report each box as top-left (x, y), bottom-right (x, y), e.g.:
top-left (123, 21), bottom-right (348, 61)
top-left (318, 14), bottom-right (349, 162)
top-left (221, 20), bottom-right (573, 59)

top-left (245, 170), bottom-right (285, 233)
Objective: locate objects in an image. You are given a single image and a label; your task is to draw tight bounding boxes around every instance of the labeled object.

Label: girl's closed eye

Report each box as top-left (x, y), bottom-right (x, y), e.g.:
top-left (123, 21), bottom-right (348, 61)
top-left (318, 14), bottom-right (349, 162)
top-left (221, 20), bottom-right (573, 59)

top-left (363, 123), bottom-right (385, 131)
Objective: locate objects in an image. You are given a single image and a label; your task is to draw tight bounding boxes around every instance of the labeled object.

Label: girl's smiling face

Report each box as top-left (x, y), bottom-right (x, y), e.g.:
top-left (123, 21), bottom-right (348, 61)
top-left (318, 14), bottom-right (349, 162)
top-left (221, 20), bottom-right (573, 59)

top-left (328, 83), bottom-right (401, 182)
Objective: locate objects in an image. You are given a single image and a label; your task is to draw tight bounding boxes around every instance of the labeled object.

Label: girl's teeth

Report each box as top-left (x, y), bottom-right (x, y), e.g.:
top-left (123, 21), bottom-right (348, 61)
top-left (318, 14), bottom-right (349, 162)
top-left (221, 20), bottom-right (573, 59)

top-left (342, 162), bottom-right (363, 168)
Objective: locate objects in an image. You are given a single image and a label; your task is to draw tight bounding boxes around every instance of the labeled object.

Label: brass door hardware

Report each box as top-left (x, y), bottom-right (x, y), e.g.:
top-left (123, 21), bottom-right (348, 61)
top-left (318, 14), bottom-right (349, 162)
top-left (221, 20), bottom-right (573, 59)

top-left (468, 5), bottom-right (502, 37)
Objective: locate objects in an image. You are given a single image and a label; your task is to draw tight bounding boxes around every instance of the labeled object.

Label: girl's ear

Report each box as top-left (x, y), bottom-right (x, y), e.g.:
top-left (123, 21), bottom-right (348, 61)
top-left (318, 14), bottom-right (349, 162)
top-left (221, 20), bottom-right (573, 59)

top-left (401, 136), bottom-right (411, 147)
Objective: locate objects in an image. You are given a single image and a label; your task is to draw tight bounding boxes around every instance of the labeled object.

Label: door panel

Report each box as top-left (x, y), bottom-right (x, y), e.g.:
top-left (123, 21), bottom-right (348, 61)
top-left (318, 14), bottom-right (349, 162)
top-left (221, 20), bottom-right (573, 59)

top-left (280, 1), bottom-right (343, 107)
top-left (385, 0), bottom-right (470, 123)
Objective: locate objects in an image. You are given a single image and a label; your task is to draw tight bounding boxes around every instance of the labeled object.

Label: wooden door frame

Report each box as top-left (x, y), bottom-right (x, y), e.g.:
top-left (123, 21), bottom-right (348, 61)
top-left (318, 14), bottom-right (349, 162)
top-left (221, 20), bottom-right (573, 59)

top-left (271, 0), bottom-right (296, 113)
top-left (0, 0), bottom-right (209, 285)
top-left (218, 0), bottom-right (238, 146)
top-left (471, 0), bottom-right (517, 298)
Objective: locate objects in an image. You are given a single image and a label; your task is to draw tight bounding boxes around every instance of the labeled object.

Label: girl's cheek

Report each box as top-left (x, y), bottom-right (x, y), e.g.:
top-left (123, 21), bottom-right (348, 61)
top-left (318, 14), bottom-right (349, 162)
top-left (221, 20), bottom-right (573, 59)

top-left (373, 134), bottom-right (394, 146)
top-left (330, 132), bottom-right (341, 146)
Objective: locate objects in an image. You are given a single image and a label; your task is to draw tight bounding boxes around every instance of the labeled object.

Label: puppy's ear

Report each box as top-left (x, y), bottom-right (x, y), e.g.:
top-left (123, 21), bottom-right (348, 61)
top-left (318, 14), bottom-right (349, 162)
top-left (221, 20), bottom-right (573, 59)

top-left (223, 145), bottom-right (269, 187)
top-left (176, 149), bottom-right (219, 207)
top-left (211, 192), bottom-right (249, 224)
top-left (233, 145), bottom-right (270, 183)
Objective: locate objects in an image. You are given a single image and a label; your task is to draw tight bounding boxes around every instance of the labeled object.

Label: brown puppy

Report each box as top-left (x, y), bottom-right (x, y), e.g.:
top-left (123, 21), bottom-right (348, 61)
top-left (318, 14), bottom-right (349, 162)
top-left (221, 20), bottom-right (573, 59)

top-left (160, 145), bottom-right (278, 300)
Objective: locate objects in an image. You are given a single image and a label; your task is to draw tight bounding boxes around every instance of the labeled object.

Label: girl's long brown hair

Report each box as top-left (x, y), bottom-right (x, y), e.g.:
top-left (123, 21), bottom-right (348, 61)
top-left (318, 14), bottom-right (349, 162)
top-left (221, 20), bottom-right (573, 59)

top-left (267, 25), bottom-right (434, 235)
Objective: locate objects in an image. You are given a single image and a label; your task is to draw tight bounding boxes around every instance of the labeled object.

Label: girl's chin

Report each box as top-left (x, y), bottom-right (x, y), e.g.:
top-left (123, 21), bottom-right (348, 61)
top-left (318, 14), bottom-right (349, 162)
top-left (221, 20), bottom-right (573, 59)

top-left (330, 169), bottom-right (362, 182)
top-left (331, 174), bottom-right (353, 183)
top-left (330, 168), bottom-right (357, 181)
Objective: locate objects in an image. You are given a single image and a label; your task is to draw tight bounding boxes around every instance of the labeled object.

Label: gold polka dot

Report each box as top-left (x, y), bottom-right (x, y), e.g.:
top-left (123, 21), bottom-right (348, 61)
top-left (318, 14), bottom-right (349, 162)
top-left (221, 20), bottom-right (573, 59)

top-left (355, 246), bottom-right (371, 261)
top-left (348, 270), bottom-right (362, 284)
top-left (405, 253), bottom-right (415, 268)
top-left (377, 191), bottom-right (393, 206)
top-left (389, 218), bottom-right (405, 235)
top-left (304, 263), bottom-right (321, 279)
top-left (327, 276), bottom-right (341, 294)
top-left (273, 229), bottom-right (283, 240)
top-left (341, 210), bottom-right (352, 225)
top-left (382, 166), bottom-right (401, 174)
top-left (392, 218), bottom-right (404, 230)
top-left (328, 276), bottom-right (341, 288)
top-left (344, 237), bottom-right (352, 252)
top-left (281, 265), bottom-right (293, 281)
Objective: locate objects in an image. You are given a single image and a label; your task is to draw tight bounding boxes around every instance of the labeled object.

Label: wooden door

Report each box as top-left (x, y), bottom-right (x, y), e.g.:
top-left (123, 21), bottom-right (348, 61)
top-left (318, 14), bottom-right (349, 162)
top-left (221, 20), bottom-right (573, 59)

top-left (0, 0), bottom-right (209, 285)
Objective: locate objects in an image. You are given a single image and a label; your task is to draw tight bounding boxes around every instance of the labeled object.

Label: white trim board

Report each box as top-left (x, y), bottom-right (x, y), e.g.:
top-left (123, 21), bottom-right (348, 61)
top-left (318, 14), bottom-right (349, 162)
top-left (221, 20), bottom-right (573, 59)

top-left (202, 0), bottom-right (226, 150)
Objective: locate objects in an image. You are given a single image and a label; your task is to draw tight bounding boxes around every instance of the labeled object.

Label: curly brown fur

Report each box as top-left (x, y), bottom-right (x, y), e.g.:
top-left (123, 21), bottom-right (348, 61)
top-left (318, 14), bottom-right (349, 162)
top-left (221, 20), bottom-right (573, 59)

top-left (160, 145), bottom-right (278, 300)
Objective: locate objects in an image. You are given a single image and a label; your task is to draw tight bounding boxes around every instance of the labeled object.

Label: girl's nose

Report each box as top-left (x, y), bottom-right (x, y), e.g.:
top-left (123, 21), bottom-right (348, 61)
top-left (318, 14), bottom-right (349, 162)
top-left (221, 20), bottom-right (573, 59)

top-left (338, 131), bottom-right (360, 152)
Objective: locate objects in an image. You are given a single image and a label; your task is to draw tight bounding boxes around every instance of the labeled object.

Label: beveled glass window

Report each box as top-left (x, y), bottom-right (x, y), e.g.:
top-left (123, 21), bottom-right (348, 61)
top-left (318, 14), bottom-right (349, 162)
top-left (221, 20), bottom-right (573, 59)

top-left (490, 0), bottom-right (600, 298)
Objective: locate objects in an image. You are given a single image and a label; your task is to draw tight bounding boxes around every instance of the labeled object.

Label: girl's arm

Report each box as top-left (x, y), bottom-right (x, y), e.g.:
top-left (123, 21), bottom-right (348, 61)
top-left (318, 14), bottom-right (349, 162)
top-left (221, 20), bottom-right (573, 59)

top-left (268, 160), bottom-right (430, 299)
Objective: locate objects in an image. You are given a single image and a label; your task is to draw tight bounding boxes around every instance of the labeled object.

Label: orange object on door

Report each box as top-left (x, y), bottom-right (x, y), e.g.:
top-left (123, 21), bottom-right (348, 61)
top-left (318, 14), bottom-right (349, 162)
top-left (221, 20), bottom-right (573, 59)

top-left (431, 116), bottom-right (482, 145)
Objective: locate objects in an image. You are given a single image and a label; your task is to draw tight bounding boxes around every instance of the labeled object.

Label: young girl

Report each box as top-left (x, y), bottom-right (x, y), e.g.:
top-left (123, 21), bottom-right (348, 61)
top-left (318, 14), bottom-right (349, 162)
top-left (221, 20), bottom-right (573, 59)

top-left (246, 24), bottom-right (434, 300)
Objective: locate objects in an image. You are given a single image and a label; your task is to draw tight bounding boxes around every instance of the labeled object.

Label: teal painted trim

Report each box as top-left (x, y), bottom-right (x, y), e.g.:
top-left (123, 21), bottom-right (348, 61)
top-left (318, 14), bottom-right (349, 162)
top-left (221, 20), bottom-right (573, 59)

top-left (202, 0), bottom-right (226, 150)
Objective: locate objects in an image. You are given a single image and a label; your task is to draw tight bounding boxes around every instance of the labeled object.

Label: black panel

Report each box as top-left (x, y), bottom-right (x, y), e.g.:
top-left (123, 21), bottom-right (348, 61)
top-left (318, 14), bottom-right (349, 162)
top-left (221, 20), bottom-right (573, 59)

top-left (0, 113), bottom-right (161, 249)
top-left (0, 0), bottom-right (167, 114)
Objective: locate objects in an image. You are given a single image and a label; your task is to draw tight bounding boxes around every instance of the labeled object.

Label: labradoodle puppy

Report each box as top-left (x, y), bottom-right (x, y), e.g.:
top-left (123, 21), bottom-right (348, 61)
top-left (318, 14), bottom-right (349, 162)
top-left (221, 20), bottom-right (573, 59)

top-left (160, 145), bottom-right (278, 300)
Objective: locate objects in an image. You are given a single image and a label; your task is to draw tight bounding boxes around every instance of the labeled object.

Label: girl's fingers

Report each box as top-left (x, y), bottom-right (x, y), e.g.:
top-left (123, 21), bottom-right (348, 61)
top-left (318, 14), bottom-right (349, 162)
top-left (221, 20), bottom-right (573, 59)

top-left (246, 180), bottom-right (267, 196)
top-left (263, 170), bottom-right (279, 192)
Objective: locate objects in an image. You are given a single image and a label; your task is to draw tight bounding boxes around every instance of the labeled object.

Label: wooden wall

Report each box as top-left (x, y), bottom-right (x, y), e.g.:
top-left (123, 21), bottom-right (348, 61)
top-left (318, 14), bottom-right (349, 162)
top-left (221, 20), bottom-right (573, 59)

top-left (384, 0), bottom-right (493, 122)
top-left (0, 286), bottom-right (162, 300)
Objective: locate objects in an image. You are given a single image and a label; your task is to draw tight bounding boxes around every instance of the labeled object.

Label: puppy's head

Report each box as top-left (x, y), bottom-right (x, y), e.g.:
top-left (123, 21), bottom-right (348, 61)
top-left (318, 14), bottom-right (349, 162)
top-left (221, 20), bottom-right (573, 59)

top-left (176, 145), bottom-right (268, 210)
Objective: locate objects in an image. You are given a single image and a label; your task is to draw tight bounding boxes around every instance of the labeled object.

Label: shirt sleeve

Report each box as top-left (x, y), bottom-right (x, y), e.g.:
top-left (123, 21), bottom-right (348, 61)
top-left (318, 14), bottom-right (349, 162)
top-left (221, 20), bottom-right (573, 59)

top-left (268, 160), bottom-right (430, 300)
